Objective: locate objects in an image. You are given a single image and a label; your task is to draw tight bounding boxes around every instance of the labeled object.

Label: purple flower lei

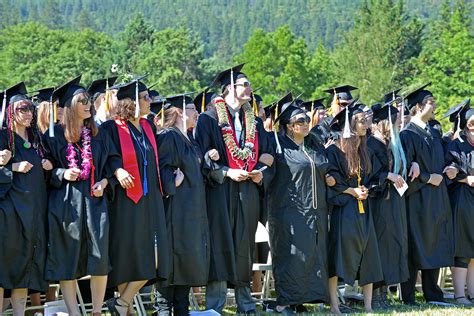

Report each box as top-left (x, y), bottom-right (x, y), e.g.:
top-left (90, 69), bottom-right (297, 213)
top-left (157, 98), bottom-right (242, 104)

top-left (66, 126), bottom-right (92, 180)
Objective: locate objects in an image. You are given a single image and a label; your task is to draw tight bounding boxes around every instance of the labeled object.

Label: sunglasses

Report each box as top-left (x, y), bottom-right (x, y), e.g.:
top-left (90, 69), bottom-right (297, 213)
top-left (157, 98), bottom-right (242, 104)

top-left (16, 105), bottom-right (34, 114)
top-left (78, 98), bottom-right (92, 105)
top-left (292, 116), bottom-right (310, 126)
top-left (234, 81), bottom-right (251, 88)
top-left (139, 94), bottom-right (151, 102)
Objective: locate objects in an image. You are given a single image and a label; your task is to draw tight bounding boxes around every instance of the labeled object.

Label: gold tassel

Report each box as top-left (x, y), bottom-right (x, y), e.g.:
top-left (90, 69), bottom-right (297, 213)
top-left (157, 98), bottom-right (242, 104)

top-left (357, 160), bottom-right (365, 214)
top-left (310, 101), bottom-right (314, 128)
top-left (274, 104), bottom-right (279, 132)
top-left (105, 79), bottom-right (110, 114)
top-left (201, 92), bottom-right (205, 113)
top-left (251, 91), bottom-right (258, 116)
top-left (53, 101), bottom-right (58, 123)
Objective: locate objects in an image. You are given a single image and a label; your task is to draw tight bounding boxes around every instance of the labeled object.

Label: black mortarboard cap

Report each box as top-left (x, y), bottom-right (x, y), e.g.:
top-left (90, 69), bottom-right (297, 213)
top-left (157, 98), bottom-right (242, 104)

top-left (149, 89), bottom-right (160, 99)
top-left (404, 83), bottom-right (433, 110)
top-left (372, 103), bottom-right (399, 124)
top-left (329, 98), bottom-right (364, 134)
top-left (464, 108), bottom-right (474, 122)
top-left (324, 85), bottom-right (358, 101)
top-left (1, 82), bottom-right (29, 128)
top-left (164, 93), bottom-right (195, 110)
top-left (211, 64), bottom-right (246, 90)
top-left (441, 99), bottom-right (470, 122)
top-left (301, 97), bottom-right (326, 112)
top-left (32, 87), bottom-right (55, 103)
top-left (194, 88), bottom-right (216, 113)
top-left (52, 75), bottom-right (86, 108)
top-left (87, 76), bottom-right (118, 101)
top-left (382, 88), bottom-right (402, 104)
top-left (150, 98), bottom-right (166, 115)
top-left (116, 76), bottom-right (148, 100)
top-left (274, 92), bottom-right (306, 125)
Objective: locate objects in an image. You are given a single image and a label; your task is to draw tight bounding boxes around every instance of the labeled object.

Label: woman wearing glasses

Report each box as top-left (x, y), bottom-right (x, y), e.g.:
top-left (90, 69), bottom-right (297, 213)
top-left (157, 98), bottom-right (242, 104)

top-left (0, 83), bottom-right (51, 315)
top-left (100, 79), bottom-right (171, 316)
top-left (41, 76), bottom-right (122, 316)
top-left (267, 99), bottom-right (335, 315)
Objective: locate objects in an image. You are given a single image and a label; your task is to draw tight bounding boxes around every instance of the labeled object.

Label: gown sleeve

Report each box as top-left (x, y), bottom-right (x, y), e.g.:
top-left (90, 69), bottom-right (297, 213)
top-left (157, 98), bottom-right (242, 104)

top-left (157, 131), bottom-right (180, 196)
top-left (41, 128), bottom-right (67, 189)
top-left (400, 129), bottom-right (430, 195)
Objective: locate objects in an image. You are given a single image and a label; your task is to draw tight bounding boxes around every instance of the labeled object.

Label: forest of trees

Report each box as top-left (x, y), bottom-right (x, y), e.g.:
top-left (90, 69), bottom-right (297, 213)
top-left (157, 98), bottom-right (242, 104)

top-left (0, 0), bottom-right (472, 129)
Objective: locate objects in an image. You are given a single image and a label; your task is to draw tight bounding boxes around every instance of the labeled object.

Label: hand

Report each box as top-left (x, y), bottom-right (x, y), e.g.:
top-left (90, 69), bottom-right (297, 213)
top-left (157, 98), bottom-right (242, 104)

top-left (325, 175), bottom-right (336, 187)
top-left (353, 186), bottom-right (369, 200)
top-left (174, 168), bottom-right (184, 187)
top-left (324, 139), bottom-right (336, 148)
top-left (428, 173), bottom-right (443, 186)
top-left (0, 149), bottom-right (12, 166)
top-left (115, 168), bottom-right (135, 189)
top-left (443, 166), bottom-right (458, 180)
top-left (64, 167), bottom-right (81, 181)
top-left (207, 149), bottom-right (220, 161)
top-left (387, 172), bottom-right (405, 189)
top-left (467, 176), bottom-right (474, 187)
top-left (226, 168), bottom-right (249, 182)
top-left (408, 162), bottom-right (420, 182)
top-left (42, 159), bottom-right (53, 171)
top-left (92, 179), bottom-right (108, 197)
top-left (13, 161), bottom-right (34, 173)
top-left (258, 153), bottom-right (274, 167)
top-left (248, 171), bottom-right (263, 184)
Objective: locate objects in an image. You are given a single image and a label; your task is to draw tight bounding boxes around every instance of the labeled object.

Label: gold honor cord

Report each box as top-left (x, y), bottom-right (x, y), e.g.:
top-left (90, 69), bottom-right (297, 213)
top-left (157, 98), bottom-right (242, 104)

top-left (357, 160), bottom-right (365, 214)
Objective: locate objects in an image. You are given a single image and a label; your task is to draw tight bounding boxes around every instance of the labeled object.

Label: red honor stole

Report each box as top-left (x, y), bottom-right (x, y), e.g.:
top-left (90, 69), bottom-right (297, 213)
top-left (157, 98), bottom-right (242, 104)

top-left (217, 100), bottom-right (259, 171)
top-left (115, 119), bottom-right (163, 203)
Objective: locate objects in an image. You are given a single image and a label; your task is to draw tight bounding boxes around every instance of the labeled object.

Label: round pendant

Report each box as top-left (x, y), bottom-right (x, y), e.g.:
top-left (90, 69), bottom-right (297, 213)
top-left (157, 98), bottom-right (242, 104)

top-left (23, 141), bottom-right (31, 149)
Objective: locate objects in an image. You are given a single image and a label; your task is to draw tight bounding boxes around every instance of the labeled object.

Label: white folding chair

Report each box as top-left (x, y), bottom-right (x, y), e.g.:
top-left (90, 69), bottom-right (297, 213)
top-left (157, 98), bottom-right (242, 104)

top-left (252, 221), bottom-right (273, 300)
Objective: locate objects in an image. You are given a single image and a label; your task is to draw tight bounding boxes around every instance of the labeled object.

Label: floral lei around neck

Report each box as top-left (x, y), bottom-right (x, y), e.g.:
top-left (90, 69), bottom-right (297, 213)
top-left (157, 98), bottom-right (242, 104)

top-left (66, 126), bottom-right (92, 180)
top-left (214, 97), bottom-right (257, 161)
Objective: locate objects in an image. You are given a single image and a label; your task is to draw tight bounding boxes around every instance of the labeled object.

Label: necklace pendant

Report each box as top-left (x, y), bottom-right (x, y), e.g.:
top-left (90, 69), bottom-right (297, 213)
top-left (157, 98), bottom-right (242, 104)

top-left (23, 141), bottom-right (31, 149)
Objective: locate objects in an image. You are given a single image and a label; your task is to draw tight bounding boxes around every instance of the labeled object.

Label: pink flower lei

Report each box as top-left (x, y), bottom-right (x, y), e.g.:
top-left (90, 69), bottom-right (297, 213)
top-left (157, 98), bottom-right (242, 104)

top-left (66, 126), bottom-right (92, 180)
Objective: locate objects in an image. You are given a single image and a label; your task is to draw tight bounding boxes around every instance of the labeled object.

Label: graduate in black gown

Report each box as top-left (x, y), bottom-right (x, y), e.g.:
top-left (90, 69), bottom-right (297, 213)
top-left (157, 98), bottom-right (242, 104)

top-left (267, 99), bottom-right (335, 315)
top-left (302, 98), bottom-right (328, 148)
top-left (194, 65), bottom-right (274, 314)
top-left (399, 83), bottom-right (454, 305)
top-left (0, 83), bottom-right (51, 315)
top-left (367, 101), bottom-right (409, 309)
top-left (325, 102), bottom-right (383, 314)
top-left (155, 94), bottom-right (210, 315)
top-left (445, 106), bottom-right (474, 305)
top-left (88, 76), bottom-right (118, 126)
top-left (41, 76), bottom-right (122, 315)
top-left (100, 78), bottom-right (171, 316)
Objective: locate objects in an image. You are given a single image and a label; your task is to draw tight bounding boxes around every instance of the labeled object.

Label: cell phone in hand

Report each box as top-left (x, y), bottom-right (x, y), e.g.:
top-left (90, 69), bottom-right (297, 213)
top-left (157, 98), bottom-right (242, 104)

top-left (248, 166), bottom-right (268, 175)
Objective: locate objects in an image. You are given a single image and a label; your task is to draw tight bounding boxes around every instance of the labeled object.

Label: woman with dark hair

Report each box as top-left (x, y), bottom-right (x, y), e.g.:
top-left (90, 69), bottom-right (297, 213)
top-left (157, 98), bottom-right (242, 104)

top-left (0, 83), bottom-right (51, 315)
top-left (325, 102), bottom-right (383, 314)
top-left (368, 103), bottom-right (409, 308)
top-left (100, 79), bottom-right (171, 316)
top-left (42, 76), bottom-right (122, 316)
top-left (267, 97), bottom-right (335, 315)
top-left (154, 94), bottom-right (210, 315)
top-left (445, 106), bottom-right (474, 305)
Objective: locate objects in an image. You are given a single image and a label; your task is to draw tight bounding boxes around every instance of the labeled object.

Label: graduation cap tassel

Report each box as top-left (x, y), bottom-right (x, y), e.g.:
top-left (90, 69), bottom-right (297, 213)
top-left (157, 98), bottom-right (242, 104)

top-left (274, 130), bottom-right (282, 154)
top-left (310, 101), bottom-right (315, 128)
top-left (456, 116), bottom-right (463, 143)
top-left (251, 92), bottom-right (258, 116)
top-left (357, 161), bottom-right (365, 214)
top-left (48, 98), bottom-right (55, 137)
top-left (134, 80), bottom-right (140, 119)
top-left (182, 95), bottom-right (187, 130)
top-left (161, 101), bottom-right (165, 127)
top-left (0, 92), bottom-right (6, 129)
top-left (401, 100), bottom-right (406, 131)
top-left (342, 106), bottom-right (351, 139)
top-left (201, 93), bottom-right (205, 113)
top-left (229, 69), bottom-right (236, 108)
top-left (105, 80), bottom-right (110, 114)
top-left (53, 101), bottom-right (58, 123)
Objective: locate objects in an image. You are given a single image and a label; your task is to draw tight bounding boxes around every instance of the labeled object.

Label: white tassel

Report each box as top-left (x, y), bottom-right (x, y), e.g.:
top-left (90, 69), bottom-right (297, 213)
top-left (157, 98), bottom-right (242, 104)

top-left (48, 99), bottom-right (55, 137)
top-left (274, 130), bottom-right (282, 154)
top-left (400, 101), bottom-right (406, 131)
top-left (182, 95), bottom-right (187, 131)
top-left (134, 80), bottom-right (140, 119)
top-left (457, 116), bottom-right (463, 142)
top-left (0, 92), bottom-right (6, 129)
top-left (229, 69), bottom-right (236, 108)
top-left (342, 106), bottom-right (351, 138)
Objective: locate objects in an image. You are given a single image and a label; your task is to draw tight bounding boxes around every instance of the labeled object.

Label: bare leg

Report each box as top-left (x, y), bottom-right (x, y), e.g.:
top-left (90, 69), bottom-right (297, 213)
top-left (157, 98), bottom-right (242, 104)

top-left (193, 287), bottom-right (203, 305)
top-left (11, 288), bottom-right (28, 316)
top-left (328, 276), bottom-right (341, 314)
top-left (90, 275), bottom-right (107, 313)
top-left (467, 260), bottom-right (474, 298)
top-left (251, 271), bottom-right (263, 293)
top-left (60, 280), bottom-right (80, 316)
top-left (0, 287), bottom-right (4, 314)
top-left (46, 285), bottom-right (58, 302)
top-left (30, 292), bottom-right (42, 306)
top-left (362, 283), bottom-right (373, 312)
top-left (453, 267), bottom-right (468, 299)
top-left (117, 281), bottom-right (147, 315)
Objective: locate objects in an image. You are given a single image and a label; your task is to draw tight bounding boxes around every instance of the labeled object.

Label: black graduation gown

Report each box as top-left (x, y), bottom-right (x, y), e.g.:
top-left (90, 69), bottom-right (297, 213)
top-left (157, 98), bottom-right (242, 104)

top-left (194, 106), bottom-right (274, 286)
top-left (100, 120), bottom-right (171, 287)
top-left (326, 144), bottom-right (383, 286)
top-left (309, 116), bottom-right (334, 147)
top-left (445, 135), bottom-right (474, 259)
top-left (0, 131), bottom-right (48, 292)
top-left (42, 125), bottom-right (119, 280)
top-left (400, 122), bottom-right (454, 269)
top-left (367, 136), bottom-right (409, 285)
top-left (156, 127), bottom-right (210, 286)
top-left (267, 135), bottom-right (330, 305)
